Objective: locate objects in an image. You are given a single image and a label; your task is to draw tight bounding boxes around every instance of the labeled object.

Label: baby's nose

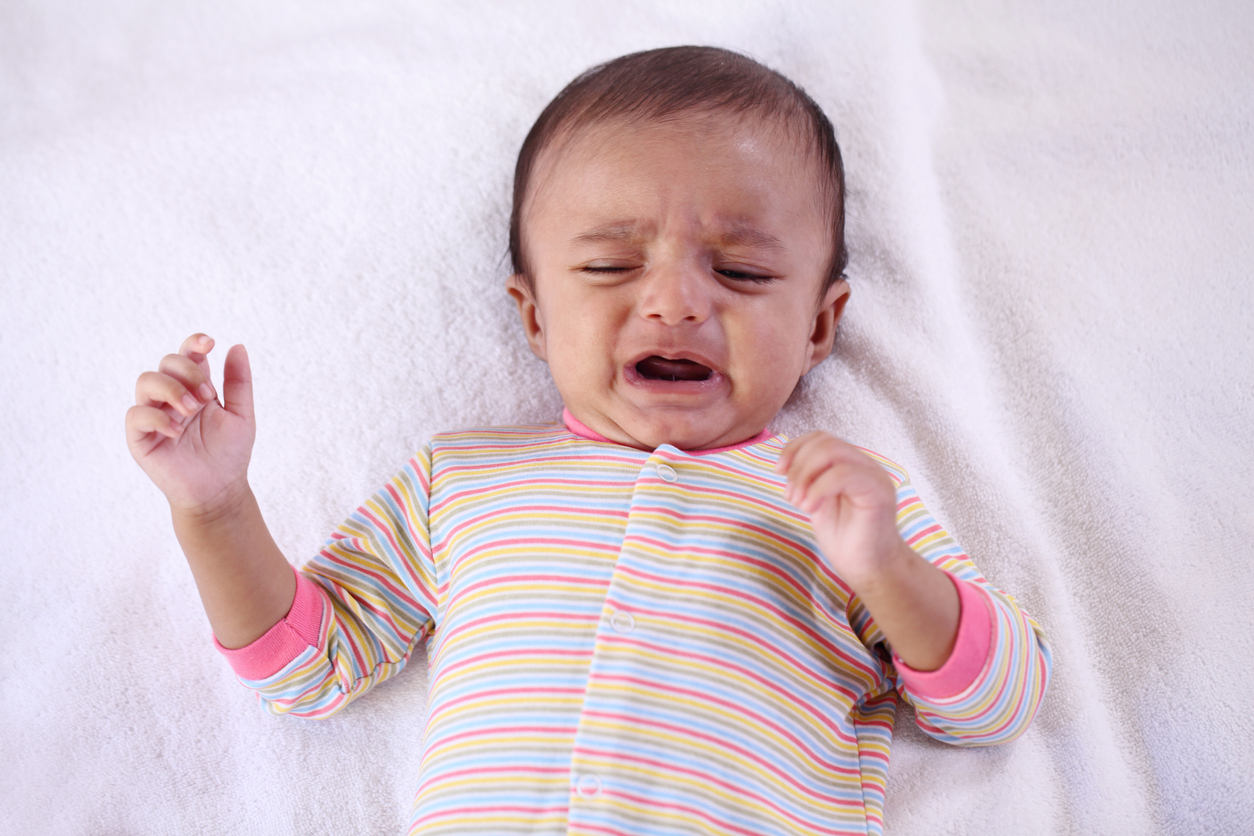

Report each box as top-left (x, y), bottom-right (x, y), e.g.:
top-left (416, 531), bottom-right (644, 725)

top-left (637, 263), bottom-right (713, 325)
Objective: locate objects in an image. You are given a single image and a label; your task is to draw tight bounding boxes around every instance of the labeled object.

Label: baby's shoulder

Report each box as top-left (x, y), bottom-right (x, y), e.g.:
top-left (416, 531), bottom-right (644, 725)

top-left (427, 421), bottom-right (573, 457)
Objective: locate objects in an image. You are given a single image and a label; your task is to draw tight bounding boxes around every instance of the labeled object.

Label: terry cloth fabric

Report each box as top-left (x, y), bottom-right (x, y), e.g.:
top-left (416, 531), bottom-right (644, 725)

top-left (216, 422), bottom-right (1048, 835)
top-left (4, 3), bottom-right (1253, 835)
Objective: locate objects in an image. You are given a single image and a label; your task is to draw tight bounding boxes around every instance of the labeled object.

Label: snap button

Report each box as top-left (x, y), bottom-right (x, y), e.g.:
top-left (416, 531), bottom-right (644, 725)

top-left (656, 463), bottom-right (678, 482)
top-left (575, 773), bottom-right (602, 798)
top-left (610, 610), bottom-right (635, 633)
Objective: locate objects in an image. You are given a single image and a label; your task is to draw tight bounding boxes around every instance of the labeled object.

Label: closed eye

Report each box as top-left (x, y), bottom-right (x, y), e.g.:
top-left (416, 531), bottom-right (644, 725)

top-left (581, 265), bottom-right (635, 273)
top-left (579, 264), bottom-right (776, 283)
top-left (717, 268), bottom-right (776, 284)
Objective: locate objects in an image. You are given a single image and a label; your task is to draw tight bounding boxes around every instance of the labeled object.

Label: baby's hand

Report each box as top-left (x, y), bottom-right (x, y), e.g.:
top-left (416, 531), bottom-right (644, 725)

top-left (776, 432), bottom-right (911, 592)
top-left (125, 334), bottom-right (256, 514)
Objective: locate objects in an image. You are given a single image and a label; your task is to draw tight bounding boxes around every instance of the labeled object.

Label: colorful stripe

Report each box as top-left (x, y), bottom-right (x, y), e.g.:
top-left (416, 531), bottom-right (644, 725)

top-left (237, 423), bottom-right (1051, 835)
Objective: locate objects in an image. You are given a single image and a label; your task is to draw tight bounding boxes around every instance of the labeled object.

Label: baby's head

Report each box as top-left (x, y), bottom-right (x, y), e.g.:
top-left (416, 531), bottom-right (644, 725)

top-left (506, 46), bottom-right (851, 451)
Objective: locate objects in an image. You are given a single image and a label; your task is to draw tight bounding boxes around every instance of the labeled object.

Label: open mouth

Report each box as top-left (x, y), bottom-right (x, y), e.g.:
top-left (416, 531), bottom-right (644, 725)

top-left (634, 356), bottom-right (714, 382)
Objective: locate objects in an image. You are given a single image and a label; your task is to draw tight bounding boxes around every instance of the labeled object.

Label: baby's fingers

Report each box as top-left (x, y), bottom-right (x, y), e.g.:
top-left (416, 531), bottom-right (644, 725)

top-left (126, 403), bottom-right (183, 445)
top-left (158, 352), bottom-right (217, 402)
top-left (179, 333), bottom-right (215, 371)
top-left (781, 434), bottom-right (886, 504)
top-left (136, 368), bottom-right (209, 419)
top-left (780, 433), bottom-right (846, 491)
top-left (179, 333), bottom-right (213, 355)
top-left (777, 431), bottom-right (855, 477)
top-left (793, 462), bottom-right (881, 514)
top-left (776, 431), bottom-right (825, 474)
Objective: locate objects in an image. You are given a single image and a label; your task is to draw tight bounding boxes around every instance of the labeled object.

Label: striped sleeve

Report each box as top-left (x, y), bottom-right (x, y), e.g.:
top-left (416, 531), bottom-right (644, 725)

top-left (239, 446), bottom-right (440, 719)
top-left (855, 452), bottom-right (1052, 746)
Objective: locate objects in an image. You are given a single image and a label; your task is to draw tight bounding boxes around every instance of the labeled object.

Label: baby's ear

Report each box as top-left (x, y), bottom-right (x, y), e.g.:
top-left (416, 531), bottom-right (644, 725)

top-left (506, 273), bottom-right (547, 362)
top-left (805, 279), bottom-right (851, 372)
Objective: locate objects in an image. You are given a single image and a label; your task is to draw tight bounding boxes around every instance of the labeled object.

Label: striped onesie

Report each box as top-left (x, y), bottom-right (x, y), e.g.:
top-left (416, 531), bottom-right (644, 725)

top-left (219, 415), bottom-right (1051, 835)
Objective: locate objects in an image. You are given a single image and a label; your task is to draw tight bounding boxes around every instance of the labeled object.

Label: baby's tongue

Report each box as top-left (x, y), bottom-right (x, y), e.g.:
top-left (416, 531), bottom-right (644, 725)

top-left (636, 356), bottom-right (712, 381)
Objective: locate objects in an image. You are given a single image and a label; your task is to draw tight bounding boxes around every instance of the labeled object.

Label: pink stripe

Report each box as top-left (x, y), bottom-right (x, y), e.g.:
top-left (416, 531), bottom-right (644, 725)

top-left (904, 522), bottom-right (942, 546)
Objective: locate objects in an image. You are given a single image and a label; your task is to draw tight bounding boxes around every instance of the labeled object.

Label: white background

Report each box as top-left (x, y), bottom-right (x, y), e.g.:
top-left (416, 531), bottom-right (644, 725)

top-left (2, 2), bottom-right (1252, 834)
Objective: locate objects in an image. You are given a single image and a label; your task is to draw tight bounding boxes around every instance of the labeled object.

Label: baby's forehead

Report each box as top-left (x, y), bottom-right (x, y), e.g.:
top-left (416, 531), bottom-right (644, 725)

top-left (555, 107), bottom-right (809, 155)
top-left (522, 110), bottom-right (834, 276)
top-left (533, 109), bottom-right (823, 192)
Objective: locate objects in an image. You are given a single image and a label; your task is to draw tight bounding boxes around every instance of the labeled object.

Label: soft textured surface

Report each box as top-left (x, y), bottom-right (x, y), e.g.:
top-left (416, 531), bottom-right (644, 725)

top-left (2, 2), bottom-right (1251, 834)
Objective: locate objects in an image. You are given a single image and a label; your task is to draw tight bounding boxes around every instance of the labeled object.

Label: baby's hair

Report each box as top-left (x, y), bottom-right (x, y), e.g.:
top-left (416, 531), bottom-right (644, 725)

top-left (508, 45), bottom-right (848, 297)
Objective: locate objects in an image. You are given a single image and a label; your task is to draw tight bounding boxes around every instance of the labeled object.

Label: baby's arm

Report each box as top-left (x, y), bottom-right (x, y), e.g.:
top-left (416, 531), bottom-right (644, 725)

top-left (778, 432), bottom-right (1050, 743)
top-left (125, 334), bottom-right (295, 649)
top-left (777, 432), bottom-right (959, 671)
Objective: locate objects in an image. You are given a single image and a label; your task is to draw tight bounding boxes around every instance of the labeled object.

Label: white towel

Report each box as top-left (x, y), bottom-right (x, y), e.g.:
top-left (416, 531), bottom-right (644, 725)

top-left (2, 2), bottom-right (1252, 833)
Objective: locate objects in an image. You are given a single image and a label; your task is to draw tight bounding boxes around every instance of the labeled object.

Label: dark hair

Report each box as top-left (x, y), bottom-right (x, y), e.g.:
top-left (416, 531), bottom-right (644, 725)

top-left (508, 46), bottom-right (848, 296)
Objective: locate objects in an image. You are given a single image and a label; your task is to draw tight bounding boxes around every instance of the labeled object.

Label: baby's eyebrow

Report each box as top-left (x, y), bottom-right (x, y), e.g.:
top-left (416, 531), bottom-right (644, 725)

top-left (571, 222), bottom-right (784, 250)
top-left (716, 224), bottom-right (785, 251)
top-left (571, 223), bottom-right (645, 245)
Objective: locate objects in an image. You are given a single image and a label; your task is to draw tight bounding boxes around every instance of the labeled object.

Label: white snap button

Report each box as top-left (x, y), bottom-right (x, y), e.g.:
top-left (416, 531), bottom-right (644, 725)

top-left (610, 610), bottom-right (635, 633)
top-left (656, 463), bottom-right (678, 482)
top-left (576, 773), bottom-right (602, 798)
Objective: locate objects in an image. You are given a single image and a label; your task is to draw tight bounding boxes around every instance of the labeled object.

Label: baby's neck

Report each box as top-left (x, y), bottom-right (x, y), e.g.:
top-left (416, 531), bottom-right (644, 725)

top-left (561, 408), bottom-right (771, 455)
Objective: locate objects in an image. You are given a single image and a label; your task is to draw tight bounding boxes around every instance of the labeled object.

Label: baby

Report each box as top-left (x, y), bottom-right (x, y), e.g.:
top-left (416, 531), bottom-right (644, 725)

top-left (126, 47), bottom-right (1050, 836)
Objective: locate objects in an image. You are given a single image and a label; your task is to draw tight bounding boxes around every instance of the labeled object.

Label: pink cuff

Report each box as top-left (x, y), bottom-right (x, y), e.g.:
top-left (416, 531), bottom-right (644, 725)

top-left (893, 574), bottom-right (993, 700)
top-left (213, 566), bottom-right (326, 681)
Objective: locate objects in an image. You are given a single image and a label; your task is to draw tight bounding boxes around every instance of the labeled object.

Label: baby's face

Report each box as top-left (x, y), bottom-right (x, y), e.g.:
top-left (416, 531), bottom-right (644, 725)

top-left (509, 114), bottom-right (849, 450)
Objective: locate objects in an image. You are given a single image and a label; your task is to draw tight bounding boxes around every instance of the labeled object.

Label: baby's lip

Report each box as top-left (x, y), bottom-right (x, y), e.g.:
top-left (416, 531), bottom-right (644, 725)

top-left (636, 357), bottom-right (711, 381)
top-left (619, 353), bottom-right (722, 388)
top-left (626, 349), bottom-right (721, 372)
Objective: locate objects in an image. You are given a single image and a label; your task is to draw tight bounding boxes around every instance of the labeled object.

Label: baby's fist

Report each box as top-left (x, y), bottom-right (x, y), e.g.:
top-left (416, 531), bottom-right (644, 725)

top-left (126, 335), bottom-right (256, 514)
top-left (776, 432), bottom-right (909, 591)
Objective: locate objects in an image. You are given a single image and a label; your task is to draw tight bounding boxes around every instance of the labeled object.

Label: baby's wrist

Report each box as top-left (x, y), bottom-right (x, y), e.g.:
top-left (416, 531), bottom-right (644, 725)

top-left (169, 479), bottom-right (254, 529)
top-left (841, 539), bottom-right (918, 598)
top-left (848, 541), bottom-right (960, 670)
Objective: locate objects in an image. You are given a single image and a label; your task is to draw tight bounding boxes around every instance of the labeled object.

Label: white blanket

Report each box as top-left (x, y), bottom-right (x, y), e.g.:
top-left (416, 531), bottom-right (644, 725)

top-left (3, 2), bottom-right (1252, 834)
